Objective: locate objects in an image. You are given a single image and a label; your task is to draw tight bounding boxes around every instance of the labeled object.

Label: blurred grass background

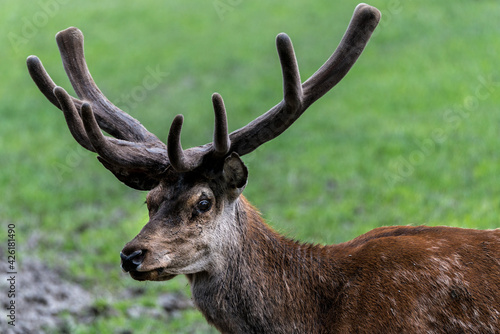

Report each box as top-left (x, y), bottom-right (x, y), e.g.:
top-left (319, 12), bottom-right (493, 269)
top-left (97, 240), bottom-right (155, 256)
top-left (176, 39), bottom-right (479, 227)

top-left (1, 0), bottom-right (500, 332)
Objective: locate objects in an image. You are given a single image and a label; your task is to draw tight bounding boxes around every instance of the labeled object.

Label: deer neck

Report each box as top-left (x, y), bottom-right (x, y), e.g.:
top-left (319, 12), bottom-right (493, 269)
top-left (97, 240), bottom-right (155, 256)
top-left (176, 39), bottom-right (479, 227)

top-left (187, 196), bottom-right (342, 333)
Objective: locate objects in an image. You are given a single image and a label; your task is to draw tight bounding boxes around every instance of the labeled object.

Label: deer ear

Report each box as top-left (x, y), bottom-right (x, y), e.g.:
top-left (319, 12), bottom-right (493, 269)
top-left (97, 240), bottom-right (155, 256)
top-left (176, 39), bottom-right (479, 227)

top-left (223, 152), bottom-right (248, 195)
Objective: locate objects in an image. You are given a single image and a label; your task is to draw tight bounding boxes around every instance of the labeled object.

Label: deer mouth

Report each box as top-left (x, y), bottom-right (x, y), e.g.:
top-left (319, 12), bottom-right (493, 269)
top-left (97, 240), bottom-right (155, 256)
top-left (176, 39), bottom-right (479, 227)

top-left (120, 249), bottom-right (176, 281)
top-left (128, 267), bottom-right (177, 281)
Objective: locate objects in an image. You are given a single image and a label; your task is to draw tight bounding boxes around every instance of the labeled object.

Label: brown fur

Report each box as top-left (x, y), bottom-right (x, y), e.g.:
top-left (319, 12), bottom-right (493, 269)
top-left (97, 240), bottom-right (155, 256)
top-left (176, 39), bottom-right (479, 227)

top-left (186, 197), bottom-right (500, 333)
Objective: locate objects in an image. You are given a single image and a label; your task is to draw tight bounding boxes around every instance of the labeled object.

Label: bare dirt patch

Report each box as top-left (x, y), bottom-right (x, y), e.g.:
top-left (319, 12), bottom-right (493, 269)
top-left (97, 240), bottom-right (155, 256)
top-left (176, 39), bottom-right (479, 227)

top-left (0, 255), bottom-right (194, 333)
top-left (0, 257), bottom-right (93, 333)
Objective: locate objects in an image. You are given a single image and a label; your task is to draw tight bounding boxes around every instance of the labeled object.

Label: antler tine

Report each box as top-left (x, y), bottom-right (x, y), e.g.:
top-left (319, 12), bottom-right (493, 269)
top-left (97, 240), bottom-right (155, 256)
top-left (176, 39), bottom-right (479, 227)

top-left (301, 3), bottom-right (380, 104)
top-left (226, 32), bottom-right (302, 155)
top-left (277, 33), bottom-right (303, 112)
top-left (167, 115), bottom-right (196, 172)
top-left (53, 86), bottom-right (95, 152)
top-left (55, 27), bottom-right (159, 143)
top-left (227, 4), bottom-right (381, 156)
top-left (79, 101), bottom-right (170, 170)
top-left (167, 94), bottom-right (230, 172)
top-left (51, 84), bottom-right (167, 168)
top-left (212, 93), bottom-right (231, 156)
top-left (47, 79), bottom-right (174, 171)
top-left (27, 56), bottom-right (79, 109)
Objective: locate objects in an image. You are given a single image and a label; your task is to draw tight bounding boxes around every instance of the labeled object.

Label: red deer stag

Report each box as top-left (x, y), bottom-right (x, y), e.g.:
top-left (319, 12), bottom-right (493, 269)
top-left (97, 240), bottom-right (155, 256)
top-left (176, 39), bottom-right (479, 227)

top-left (27, 4), bottom-right (500, 333)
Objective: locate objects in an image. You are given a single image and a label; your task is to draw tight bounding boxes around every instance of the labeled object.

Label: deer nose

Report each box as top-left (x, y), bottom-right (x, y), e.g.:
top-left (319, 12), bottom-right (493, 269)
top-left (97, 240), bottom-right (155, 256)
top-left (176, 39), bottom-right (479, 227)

top-left (120, 250), bottom-right (146, 272)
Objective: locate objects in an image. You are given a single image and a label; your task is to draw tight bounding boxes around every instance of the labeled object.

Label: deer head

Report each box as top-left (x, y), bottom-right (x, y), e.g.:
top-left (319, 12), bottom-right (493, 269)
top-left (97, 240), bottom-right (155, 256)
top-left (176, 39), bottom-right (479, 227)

top-left (27, 4), bottom-right (380, 282)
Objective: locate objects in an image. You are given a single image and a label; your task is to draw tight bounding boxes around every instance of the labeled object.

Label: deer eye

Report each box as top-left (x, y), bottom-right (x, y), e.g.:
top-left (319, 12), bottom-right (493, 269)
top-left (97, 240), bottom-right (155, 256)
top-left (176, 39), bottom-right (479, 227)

top-left (196, 199), bottom-right (212, 213)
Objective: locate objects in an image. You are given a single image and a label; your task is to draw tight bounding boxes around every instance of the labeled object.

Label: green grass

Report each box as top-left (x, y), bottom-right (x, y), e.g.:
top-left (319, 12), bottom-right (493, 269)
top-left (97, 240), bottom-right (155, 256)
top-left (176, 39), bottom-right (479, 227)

top-left (1, 0), bottom-right (500, 332)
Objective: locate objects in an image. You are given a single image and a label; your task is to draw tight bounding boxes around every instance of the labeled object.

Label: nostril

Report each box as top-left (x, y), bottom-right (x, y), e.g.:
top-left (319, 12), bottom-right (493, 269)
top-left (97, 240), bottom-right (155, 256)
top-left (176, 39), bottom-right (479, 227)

top-left (120, 249), bottom-right (142, 262)
top-left (120, 249), bottom-right (146, 272)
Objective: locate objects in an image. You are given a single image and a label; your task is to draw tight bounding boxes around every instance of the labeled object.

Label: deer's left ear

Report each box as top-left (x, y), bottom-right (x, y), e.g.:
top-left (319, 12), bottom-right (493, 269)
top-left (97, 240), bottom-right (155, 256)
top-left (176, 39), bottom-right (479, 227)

top-left (223, 152), bottom-right (248, 196)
